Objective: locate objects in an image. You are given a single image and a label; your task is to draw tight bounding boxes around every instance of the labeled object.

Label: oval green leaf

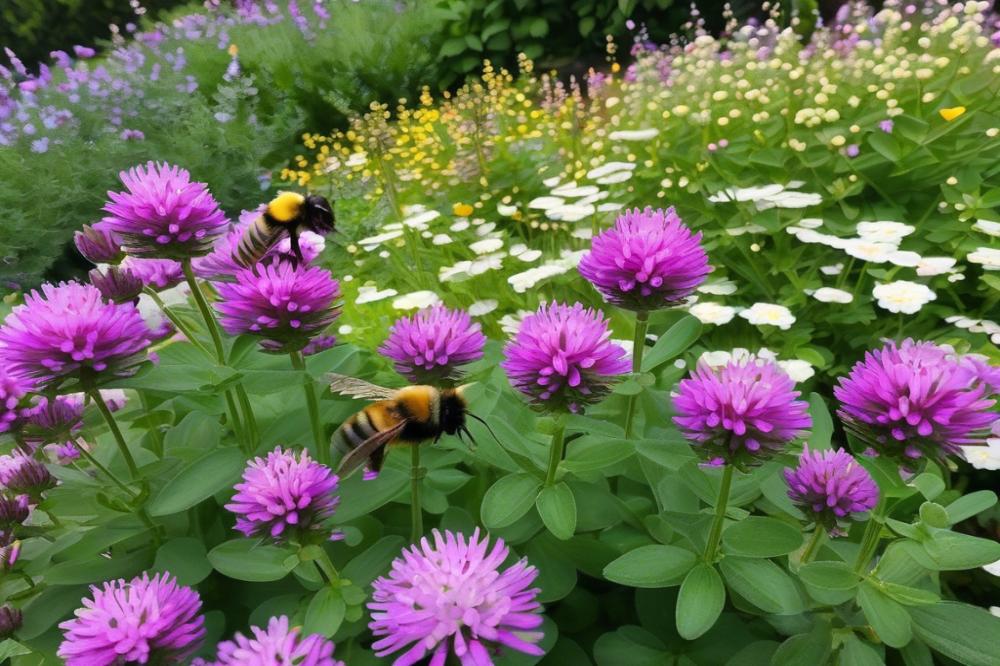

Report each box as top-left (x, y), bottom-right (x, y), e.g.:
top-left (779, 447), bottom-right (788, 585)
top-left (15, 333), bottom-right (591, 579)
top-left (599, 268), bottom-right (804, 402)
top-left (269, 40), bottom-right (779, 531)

top-left (719, 557), bottom-right (804, 615)
top-left (536, 482), bottom-right (577, 540)
top-left (153, 537), bottom-right (212, 586)
top-left (676, 563), bottom-right (725, 640)
top-left (641, 315), bottom-right (702, 373)
top-left (481, 472), bottom-right (542, 529)
top-left (722, 516), bottom-right (803, 558)
top-left (603, 544), bottom-right (697, 588)
top-left (797, 561), bottom-right (860, 591)
top-left (303, 587), bottom-right (346, 638)
top-left (857, 581), bottom-right (912, 649)
top-left (208, 539), bottom-right (297, 582)
top-left (148, 446), bottom-right (245, 517)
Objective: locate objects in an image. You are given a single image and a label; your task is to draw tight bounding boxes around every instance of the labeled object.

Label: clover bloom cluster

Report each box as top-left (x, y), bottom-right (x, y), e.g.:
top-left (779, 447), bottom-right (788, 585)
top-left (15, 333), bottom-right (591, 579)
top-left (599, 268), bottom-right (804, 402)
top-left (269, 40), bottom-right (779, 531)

top-left (21, 395), bottom-right (83, 449)
top-left (58, 572), bottom-right (205, 665)
top-left (380, 304), bottom-right (486, 383)
top-left (0, 282), bottom-right (152, 388)
top-left (120, 257), bottom-right (184, 291)
top-left (502, 302), bottom-right (629, 413)
top-left (225, 447), bottom-right (340, 541)
top-left (674, 356), bottom-right (812, 465)
top-left (578, 207), bottom-right (710, 310)
top-left (193, 616), bottom-right (344, 666)
top-left (102, 161), bottom-right (228, 259)
top-left (369, 529), bottom-right (544, 666)
top-left (784, 447), bottom-right (879, 534)
top-left (0, 368), bottom-right (32, 434)
top-left (0, 451), bottom-right (55, 498)
top-left (74, 224), bottom-right (123, 264)
top-left (215, 262), bottom-right (340, 353)
top-left (834, 339), bottom-right (998, 463)
top-left (88, 266), bottom-right (145, 304)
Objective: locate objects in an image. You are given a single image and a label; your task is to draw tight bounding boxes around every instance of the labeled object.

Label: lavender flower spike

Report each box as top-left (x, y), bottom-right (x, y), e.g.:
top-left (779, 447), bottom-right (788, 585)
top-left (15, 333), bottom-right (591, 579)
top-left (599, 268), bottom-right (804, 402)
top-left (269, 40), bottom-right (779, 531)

top-left (784, 446), bottom-right (879, 534)
top-left (380, 304), bottom-right (486, 383)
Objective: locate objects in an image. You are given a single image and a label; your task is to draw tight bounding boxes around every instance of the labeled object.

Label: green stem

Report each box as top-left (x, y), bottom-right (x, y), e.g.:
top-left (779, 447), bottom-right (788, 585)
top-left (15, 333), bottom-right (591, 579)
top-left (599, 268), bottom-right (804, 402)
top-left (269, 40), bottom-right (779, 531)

top-left (90, 389), bottom-right (140, 480)
top-left (543, 417), bottom-right (567, 487)
top-left (623, 310), bottom-right (649, 439)
top-left (313, 547), bottom-right (341, 585)
top-left (138, 392), bottom-right (163, 458)
top-left (290, 351), bottom-right (326, 465)
top-left (143, 288), bottom-right (211, 357)
top-left (854, 499), bottom-right (886, 574)
top-left (410, 445), bottom-right (424, 542)
top-left (234, 385), bottom-right (259, 453)
top-left (704, 464), bottom-right (735, 563)
top-left (74, 442), bottom-right (138, 499)
top-left (800, 528), bottom-right (825, 565)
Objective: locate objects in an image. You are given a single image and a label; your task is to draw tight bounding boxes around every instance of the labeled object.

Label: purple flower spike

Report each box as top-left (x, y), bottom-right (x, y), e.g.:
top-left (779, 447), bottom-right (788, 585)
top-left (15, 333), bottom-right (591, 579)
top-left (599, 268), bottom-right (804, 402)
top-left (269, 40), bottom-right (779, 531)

top-left (834, 339), bottom-right (998, 464)
top-left (75, 224), bottom-right (123, 264)
top-left (502, 302), bottom-right (629, 413)
top-left (674, 356), bottom-right (812, 465)
top-left (380, 304), bottom-right (486, 383)
top-left (225, 447), bottom-right (339, 541)
top-left (0, 451), bottom-right (55, 498)
top-left (193, 616), bottom-right (344, 666)
top-left (120, 257), bottom-right (184, 291)
top-left (578, 207), bottom-right (710, 310)
top-left (369, 529), bottom-right (544, 666)
top-left (0, 282), bottom-right (153, 389)
top-left (0, 368), bottom-right (32, 434)
top-left (784, 446), bottom-right (879, 534)
top-left (89, 266), bottom-right (144, 304)
top-left (102, 162), bottom-right (228, 259)
top-left (58, 572), bottom-right (205, 665)
top-left (215, 262), bottom-right (340, 353)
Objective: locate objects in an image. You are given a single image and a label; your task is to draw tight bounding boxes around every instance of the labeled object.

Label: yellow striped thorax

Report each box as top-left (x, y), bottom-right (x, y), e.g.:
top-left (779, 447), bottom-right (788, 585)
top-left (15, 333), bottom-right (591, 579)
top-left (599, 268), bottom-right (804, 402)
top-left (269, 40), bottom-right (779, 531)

top-left (267, 191), bottom-right (306, 223)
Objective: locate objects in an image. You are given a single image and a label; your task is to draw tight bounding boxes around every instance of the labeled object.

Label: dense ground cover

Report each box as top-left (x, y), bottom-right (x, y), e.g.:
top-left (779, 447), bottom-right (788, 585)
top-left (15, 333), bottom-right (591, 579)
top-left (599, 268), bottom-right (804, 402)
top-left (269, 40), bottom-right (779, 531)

top-left (0, 1), bottom-right (998, 665)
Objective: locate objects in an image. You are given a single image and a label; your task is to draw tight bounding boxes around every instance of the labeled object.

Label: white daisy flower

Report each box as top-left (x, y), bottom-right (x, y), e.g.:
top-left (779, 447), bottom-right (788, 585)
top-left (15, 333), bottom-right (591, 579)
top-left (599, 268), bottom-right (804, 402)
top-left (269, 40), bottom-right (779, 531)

top-left (358, 230), bottom-right (404, 250)
top-left (595, 171), bottom-right (633, 185)
top-left (972, 219), bottom-right (1000, 237)
top-left (812, 287), bottom-right (854, 303)
top-left (469, 299), bottom-right (498, 316)
top-left (355, 286), bottom-right (398, 304)
top-left (571, 228), bottom-right (594, 240)
top-left (432, 234), bottom-right (453, 246)
top-left (983, 558), bottom-right (1000, 577)
top-left (470, 238), bottom-right (504, 254)
top-left (345, 152), bottom-right (367, 168)
top-left (739, 303), bottom-right (796, 330)
top-left (798, 218), bottom-right (824, 229)
top-left (820, 263), bottom-right (844, 275)
top-left (688, 302), bottom-right (737, 325)
top-left (528, 196), bottom-right (565, 210)
top-left (586, 161), bottom-right (636, 179)
top-left (476, 223), bottom-right (497, 236)
top-left (497, 203), bottom-right (518, 216)
top-left (697, 279), bottom-right (738, 296)
top-left (967, 247), bottom-right (1000, 270)
top-left (597, 202), bottom-right (626, 212)
top-left (856, 221), bottom-right (915, 244)
top-left (789, 228), bottom-right (847, 248)
top-left (760, 191), bottom-right (823, 209)
top-left (516, 249), bottom-right (542, 262)
top-left (378, 251), bottom-right (390, 258)
top-left (872, 281), bottom-right (936, 314)
top-left (708, 184), bottom-right (784, 203)
top-left (961, 440), bottom-right (1000, 471)
top-left (402, 209), bottom-right (441, 228)
top-left (552, 184), bottom-right (600, 198)
top-left (698, 350), bottom-right (734, 367)
top-left (547, 204), bottom-right (596, 221)
top-left (612, 339), bottom-right (635, 358)
top-left (499, 310), bottom-right (532, 335)
top-left (916, 257), bottom-right (957, 276)
top-left (392, 290), bottom-right (440, 310)
top-left (450, 219), bottom-right (470, 232)
top-left (337, 325), bottom-right (353, 335)
top-left (577, 191), bottom-right (610, 206)
top-left (608, 128), bottom-right (660, 141)
top-left (542, 176), bottom-right (562, 188)
top-left (843, 239), bottom-right (897, 263)
top-left (778, 360), bottom-right (815, 383)
top-left (727, 224), bottom-right (767, 236)
top-left (887, 250), bottom-right (923, 268)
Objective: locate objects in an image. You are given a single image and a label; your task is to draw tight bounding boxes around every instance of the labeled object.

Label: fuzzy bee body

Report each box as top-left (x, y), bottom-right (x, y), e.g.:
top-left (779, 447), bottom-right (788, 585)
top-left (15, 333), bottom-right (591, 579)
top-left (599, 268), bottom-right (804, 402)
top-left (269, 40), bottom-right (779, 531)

top-left (233, 191), bottom-right (335, 269)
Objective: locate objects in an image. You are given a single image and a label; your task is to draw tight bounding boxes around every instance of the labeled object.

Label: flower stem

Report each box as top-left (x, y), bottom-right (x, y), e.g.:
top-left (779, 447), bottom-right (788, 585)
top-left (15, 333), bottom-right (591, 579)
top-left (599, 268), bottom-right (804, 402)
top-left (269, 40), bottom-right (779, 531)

top-left (143, 288), bottom-right (211, 357)
top-left (74, 442), bottom-right (138, 499)
top-left (853, 499), bottom-right (886, 574)
top-left (623, 310), bottom-right (650, 439)
top-left (290, 351), bottom-right (326, 465)
top-left (312, 546), bottom-right (341, 585)
top-left (703, 464), bottom-right (735, 563)
top-left (137, 392), bottom-right (163, 458)
top-left (410, 445), bottom-right (424, 542)
top-left (89, 389), bottom-right (140, 480)
top-left (234, 386), bottom-right (259, 453)
top-left (800, 528), bottom-right (825, 565)
top-left (544, 416), bottom-right (567, 487)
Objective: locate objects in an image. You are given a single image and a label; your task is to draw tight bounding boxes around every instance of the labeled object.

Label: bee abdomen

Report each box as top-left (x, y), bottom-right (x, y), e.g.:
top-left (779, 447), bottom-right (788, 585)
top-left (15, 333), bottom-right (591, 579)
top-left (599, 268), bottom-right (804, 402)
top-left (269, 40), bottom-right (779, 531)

top-left (232, 215), bottom-right (284, 269)
top-left (332, 409), bottom-right (380, 456)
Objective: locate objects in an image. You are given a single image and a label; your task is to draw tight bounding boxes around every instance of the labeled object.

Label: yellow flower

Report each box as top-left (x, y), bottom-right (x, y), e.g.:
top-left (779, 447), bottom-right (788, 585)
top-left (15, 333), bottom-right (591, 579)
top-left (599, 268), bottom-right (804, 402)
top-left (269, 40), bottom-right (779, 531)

top-left (227, 44), bottom-right (238, 57)
top-left (453, 202), bottom-right (474, 217)
top-left (939, 106), bottom-right (966, 121)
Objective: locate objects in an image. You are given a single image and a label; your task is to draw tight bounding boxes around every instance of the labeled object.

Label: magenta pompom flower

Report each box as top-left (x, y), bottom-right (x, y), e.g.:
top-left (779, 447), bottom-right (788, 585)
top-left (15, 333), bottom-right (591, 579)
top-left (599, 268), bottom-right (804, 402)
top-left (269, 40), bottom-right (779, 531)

top-left (0, 282), bottom-right (153, 389)
top-left (834, 339), bottom-right (998, 463)
top-left (380, 304), bottom-right (486, 383)
top-left (502, 302), bottom-right (629, 413)
top-left (784, 446), bottom-right (879, 534)
top-left (0, 368), bottom-right (32, 434)
top-left (0, 494), bottom-right (30, 532)
top-left (0, 451), bottom-right (55, 498)
top-left (225, 447), bottom-right (340, 541)
top-left (193, 616), bottom-right (344, 666)
top-left (674, 356), bottom-right (812, 466)
top-left (369, 529), bottom-right (544, 666)
top-left (215, 262), bottom-right (340, 353)
top-left (578, 207), bottom-right (710, 310)
top-left (75, 224), bottom-right (123, 265)
top-left (58, 572), bottom-right (205, 665)
top-left (120, 257), bottom-right (184, 291)
top-left (102, 161), bottom-right (228, 259)
top-left (88, 266), bottom-right (144, 304)
top-left (22, 395), bottom-right (84, 448)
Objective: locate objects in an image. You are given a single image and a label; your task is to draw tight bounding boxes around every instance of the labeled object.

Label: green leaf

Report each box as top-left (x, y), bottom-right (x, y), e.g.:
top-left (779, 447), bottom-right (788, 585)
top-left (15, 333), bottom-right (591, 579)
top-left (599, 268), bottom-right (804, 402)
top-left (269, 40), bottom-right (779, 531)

top-left (208, 539), bottom-right (297, 582)
top-left (481, 473), bottom-right (542, 529)
top-left (909, 473), bottom-right (944, 501)
top-left (153, 537), bottom-right (212, 586)
top-left (806, 393), bottom-right (834, 450)
top-left (909, 602), bottom-right (1000, 666)
top-left (18, 584), bottom-right (88, 639)
top-left (719, 557), bottom-right (804, 614)
top-left (148, 446), bottom-right (245, 516)
top-left (46, 547), bottom-right (151, 585)
top-left (303, 587), bottom-right (346, 638)
top-left (675, 563), bottom-right (725, 640)
top-left (560, 437), bottom-right (634, 473)
top-left (527, 17), bottom-right (548, 37)
top-left (0, 640), bottom-right (31, 661)
top-left (881, 582), bottom-right (939, 606)
top-left (798, 561), bottom-right (860, 591)
top-left (439, 37), bottom-right (466, 57)
top-left (918, 502), bottom-right (949, 528)
top-left (944, 490), bottom-right (997, 524)
top-left (722, 517), bottom-right (803, 558)
top-left (641, 316), bottom-right (702, 373)
top-left (837, 633), bottom-right (884, 666)
top-left (867, 132), bottom-right (902, 161)
top-left (603, 544), bottom-right (698, 588)
top-left (342, 536), bottom-right (407, 587)
top-left (858, 581), bottom-right (912, 648)
top-left (923, 531), bottom-right (1000, 570)
top-left (536, 482), bottom-right (577, 540)
top-left (771, 620), bottom-right (832, 666)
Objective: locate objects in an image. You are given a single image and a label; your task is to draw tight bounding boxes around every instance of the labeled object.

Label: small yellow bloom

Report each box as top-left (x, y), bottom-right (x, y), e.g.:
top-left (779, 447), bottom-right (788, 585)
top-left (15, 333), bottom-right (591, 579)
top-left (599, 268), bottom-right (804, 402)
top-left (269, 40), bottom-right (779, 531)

top-left (227, 44), bottom-right (238, 57)
top-left (939, 106), bottom-right (966, 121)
top-left (611, 63), bottom-right (621, 73)
top-left (453, 202), bottom-right (474, 217)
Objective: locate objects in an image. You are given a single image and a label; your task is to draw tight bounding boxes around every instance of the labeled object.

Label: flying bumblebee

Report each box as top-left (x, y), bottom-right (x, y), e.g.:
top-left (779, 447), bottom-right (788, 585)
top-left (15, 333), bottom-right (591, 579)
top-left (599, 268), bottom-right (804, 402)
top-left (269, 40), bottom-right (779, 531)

top-left (328, 374), bottom-right (489, 477)
top-left (233, 191), bottom-right (335, 268)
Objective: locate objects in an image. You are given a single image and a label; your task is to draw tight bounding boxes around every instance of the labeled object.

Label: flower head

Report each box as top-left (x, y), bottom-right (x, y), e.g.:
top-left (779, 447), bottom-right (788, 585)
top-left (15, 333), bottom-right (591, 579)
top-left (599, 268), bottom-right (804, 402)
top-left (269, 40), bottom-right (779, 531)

top-left (58, 572), bottom-right (205, 665)
top-left (834, 339), bottom-right (998, 463)
top-left (102, 162), bottom-right (228, 259)
top-left (0, 282), bottom-right (152, 389)
top-left (301, 334), bottom-right (337, 356)
top-left (502, 302), bottom-right (629, 413)
top-left (225, 447), bottom-right (339, 541)
top-left (784, 447), bottom-right (879, 534)
top-left (75, 224), bottom-right (123, 264)
top-left (0, 451), bottom-right (55, 497)
top-left (673, 356), bottom-right (812, 466)
top-left (0, 540), bottom-right (21, 570)
top-left (380, 305), bottom-right (486, 383)
top-left (738, 302), bottom-right (796, 330)
top-left (120, 257), bottom-right (184, 291)
top-left (193, 616), bottom-right (344, 666)
top-left (369, 529), bottom-right (544, 666)
top-left (0, 494), bottom-right (30, 532)
top-left (578, 207), bottom-right (710, 310)
top-left (0, 368), bottom-right (32, 434)
top-left (0, 604), bottom-right (22, 639)
top-left (89, 266), bottom-right (144, 304)
top-left (215, 262), bottom-right (340, 353)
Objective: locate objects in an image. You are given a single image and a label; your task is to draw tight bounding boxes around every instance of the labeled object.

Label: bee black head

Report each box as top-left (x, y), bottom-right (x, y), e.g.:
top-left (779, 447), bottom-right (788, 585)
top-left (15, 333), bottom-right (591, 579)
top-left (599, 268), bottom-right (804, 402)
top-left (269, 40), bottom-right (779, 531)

top-left (439, 389), bottom-right (467, 436)
top-left (303, 195), bottom-right (335, 235)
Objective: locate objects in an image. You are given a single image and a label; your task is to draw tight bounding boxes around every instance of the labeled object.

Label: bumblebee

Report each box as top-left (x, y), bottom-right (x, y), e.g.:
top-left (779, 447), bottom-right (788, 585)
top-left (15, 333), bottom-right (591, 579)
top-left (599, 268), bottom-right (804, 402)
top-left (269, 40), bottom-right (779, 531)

top-left (233, 191), bottom-right (335, 268)
top-left (328, 374), bottom-right (485, 477)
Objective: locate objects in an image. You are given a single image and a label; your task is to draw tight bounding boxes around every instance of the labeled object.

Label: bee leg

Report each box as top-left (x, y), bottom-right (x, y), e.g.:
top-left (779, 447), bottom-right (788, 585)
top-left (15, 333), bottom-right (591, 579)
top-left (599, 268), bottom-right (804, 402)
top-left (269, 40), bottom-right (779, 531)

top-left (288, 228), bottom-right (304, 265)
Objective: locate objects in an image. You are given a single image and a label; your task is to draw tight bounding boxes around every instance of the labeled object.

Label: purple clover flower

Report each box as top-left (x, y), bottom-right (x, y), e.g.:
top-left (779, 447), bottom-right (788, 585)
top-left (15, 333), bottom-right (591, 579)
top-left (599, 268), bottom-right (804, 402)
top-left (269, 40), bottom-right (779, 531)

top-left (784, 446), bottom-right (879, 534)
top-left (0, 604), bottom-right (21, 639)
top-left (120, 257), bottom-right (184, 290)
top-left (74, 224), bottom-right (123, 264)
top-left (58, 572), bottom-right (205, 665)
top-left (834, 339), bottom-right (998, 463)
top-left (673, 356), bottom-right (812, 466)
top-left (193, 616), bottom-right (344, 666)
top-left (0, 494), bottom-right (30, 532)
top-left (215, 262), bottom-right (340, 353)
top-left (578, 207), bottom-right (710, 310)
top-left (301, 334), bottom-right (337, 356)
top-left (0, 451), bottom-right (55, 498)
top-left (879, 119), bottom-right (894, 133)
top-left (22, 395), bottom-right (83, 450)
top-left (225, 447), bottom-right (339, 541)
top-left (102, 162), bottom-right (229, 259)
top-left (369, 529), bottom-right (544, 665)
top-left (0, 282), bottom-right (153, 389)
top-left (89, 266), bottom-right (144, 303)
top-left (379, 305), bottom-right (486, 383)
top-left (0, 368), bottom-right (32, 434)
top-left (502, 302), bottom-right (629, 413)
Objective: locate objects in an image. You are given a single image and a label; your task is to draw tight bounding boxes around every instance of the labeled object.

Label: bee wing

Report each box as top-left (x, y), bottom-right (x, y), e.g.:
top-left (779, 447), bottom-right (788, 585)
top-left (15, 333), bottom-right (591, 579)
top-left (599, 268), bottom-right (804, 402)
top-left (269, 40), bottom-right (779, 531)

top-left (335, 419), bottom-right (409, 477)
top-left (327, 373), bottom-right (398, 401)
